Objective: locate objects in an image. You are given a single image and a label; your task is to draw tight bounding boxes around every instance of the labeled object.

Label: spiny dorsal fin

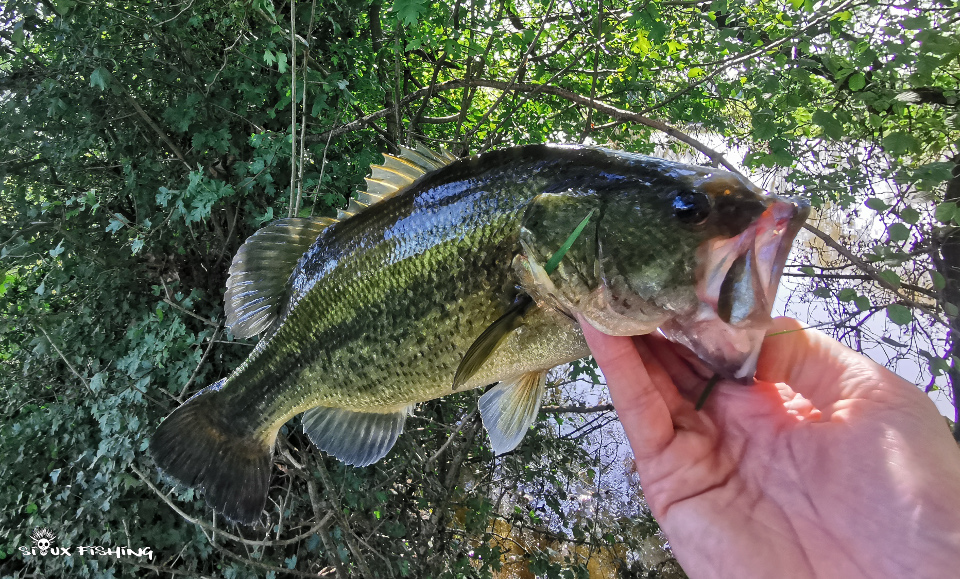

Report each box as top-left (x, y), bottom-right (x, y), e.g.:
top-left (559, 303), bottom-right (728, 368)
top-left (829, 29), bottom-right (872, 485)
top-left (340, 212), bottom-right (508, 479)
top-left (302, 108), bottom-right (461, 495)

top-left (479, 370), bottom-right (548, 455)
top-left (225, 217), bottom-right (335, 338)
top-left (301, 405), bottom-right (412, 466)
top-left (336, 144), bottom-right (458, 221)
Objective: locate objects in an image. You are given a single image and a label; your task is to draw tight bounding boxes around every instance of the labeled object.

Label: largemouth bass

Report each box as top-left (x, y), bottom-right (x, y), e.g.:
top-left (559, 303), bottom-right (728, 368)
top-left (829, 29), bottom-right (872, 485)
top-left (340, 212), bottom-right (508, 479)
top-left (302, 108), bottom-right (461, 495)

top-left (150, 144), bottom-right (808, 524)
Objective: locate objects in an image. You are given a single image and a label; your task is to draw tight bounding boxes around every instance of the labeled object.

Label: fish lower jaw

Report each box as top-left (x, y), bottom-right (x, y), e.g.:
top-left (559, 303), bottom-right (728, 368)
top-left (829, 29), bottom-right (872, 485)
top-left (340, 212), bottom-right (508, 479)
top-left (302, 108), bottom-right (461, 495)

top-left (573, 286), bottom-right (672, 337)
top-left (660, 310), bottom-right (766, 382)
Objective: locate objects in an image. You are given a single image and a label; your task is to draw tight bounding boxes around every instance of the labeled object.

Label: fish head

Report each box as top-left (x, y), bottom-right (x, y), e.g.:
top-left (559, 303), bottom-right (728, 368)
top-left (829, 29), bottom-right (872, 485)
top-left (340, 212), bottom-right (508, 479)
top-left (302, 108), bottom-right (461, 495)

top-left (518, 146), bottom-right (809, 382)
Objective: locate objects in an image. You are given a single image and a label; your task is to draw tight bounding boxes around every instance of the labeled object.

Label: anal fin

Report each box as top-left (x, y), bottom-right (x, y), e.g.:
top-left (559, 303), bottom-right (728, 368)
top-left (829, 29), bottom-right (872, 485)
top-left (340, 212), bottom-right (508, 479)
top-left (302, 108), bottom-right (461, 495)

top-left (478, 370), bottom-right (547, 455)
top-left (301, 406), bottom-right (410, 467)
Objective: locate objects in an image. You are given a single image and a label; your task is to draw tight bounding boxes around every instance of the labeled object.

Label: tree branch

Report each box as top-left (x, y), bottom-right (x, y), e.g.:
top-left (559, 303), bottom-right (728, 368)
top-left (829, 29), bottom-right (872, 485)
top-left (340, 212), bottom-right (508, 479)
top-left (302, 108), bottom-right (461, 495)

top-left (308, 78), bottom-right (740, 172)
top-left (803, 223), bottom-right (945, 324)
top-left (130, 464), bottom-right (333, 548)
top-left (125, 94), bottom-right (192, 171)
top-left (540, 404), bottom-right (614, 414)
top-left (36, 324), bottom-right (93, 393)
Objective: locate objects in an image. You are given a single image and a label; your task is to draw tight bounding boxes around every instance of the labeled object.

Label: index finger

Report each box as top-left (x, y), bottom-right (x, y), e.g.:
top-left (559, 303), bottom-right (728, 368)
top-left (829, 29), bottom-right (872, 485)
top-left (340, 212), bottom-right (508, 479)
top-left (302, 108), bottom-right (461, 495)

top-left (579, 318), bottom-right (676, 459)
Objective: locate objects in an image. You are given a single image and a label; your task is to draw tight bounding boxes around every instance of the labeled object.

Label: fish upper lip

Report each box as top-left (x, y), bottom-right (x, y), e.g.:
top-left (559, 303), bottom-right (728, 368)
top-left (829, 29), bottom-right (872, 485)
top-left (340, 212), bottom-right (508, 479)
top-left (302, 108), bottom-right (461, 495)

top-left (697, 196), bottom-right (809, 325)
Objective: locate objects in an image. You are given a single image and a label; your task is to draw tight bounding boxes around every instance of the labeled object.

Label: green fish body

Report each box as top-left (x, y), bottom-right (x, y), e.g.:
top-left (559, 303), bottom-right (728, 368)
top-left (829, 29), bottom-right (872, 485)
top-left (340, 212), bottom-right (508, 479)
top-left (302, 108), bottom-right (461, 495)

top-left (150, 144), bottom-right (808, 524)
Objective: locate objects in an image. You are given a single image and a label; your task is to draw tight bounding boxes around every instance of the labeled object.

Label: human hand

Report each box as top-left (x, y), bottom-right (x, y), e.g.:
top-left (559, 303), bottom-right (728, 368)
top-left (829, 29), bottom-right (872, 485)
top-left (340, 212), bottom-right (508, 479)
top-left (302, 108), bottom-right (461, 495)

top-left (580, 316), bottom-right (960, 578)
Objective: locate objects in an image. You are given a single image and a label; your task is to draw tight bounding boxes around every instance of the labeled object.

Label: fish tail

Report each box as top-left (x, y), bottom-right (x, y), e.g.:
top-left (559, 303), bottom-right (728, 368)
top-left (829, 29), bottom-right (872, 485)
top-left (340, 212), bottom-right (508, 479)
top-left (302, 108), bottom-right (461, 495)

top-left (149, 379), bottom-right (272, 525)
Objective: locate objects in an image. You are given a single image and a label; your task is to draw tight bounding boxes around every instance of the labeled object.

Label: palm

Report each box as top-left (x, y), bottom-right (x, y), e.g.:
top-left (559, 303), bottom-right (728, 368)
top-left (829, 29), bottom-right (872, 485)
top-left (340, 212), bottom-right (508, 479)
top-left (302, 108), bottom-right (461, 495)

top-left (581, 317), bottom-right (960, 579)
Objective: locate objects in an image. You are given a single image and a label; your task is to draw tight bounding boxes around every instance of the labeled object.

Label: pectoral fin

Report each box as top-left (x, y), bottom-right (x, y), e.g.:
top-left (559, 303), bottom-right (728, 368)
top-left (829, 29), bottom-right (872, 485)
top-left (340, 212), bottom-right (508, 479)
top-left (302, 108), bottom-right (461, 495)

top-left (301, 406), bottom-right (410, 467)
top-left (478, 370), bottom-right (547, 455)
top-left (452, 294), bottom-right (534, 390)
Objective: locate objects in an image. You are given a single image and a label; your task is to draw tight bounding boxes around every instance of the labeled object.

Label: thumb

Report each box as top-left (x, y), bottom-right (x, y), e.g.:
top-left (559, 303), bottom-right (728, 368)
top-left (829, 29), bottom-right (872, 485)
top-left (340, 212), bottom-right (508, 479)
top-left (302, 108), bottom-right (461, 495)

top-left (755, 317), bottom-right (874, 409)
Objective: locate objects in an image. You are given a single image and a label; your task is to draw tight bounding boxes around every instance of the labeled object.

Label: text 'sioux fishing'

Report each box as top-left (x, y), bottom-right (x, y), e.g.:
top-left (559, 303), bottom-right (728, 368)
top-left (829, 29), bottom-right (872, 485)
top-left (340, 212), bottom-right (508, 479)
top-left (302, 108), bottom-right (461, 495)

top-left (150, 144), bottom-right (809, 524)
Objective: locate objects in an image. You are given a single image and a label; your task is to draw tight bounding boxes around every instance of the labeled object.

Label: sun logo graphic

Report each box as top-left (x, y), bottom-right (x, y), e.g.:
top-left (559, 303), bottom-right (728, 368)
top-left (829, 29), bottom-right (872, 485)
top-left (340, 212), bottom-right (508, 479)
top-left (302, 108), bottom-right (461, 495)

top-left (30, 528), bottom-right (55, 554)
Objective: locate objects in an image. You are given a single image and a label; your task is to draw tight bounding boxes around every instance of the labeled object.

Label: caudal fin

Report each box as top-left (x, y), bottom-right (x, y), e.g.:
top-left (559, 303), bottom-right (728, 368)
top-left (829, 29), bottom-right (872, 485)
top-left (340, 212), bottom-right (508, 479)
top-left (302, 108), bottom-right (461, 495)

top-left (149, 380), bottom-right (272, 525)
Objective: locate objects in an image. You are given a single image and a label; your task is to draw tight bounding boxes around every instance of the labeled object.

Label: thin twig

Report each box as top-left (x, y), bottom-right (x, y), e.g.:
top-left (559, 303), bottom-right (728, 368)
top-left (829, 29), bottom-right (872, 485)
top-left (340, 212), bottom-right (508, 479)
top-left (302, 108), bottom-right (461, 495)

top-left (473, 0), bottom-right (557, 150)
top-left (125, 93), bottom-right (192, 171)
top-left (125, 561), bottom-right (214, 579)
top-left (540, 404), bottom-right (614, 413)
top-left (178, 326), bottom-right (223, 400)
top-left (294, 0), bottom-right (317, 217)
top-left (215, 544), bottom-right (337, 578)
top-left (802, 222), bottom-right (945, 324)
top-left (580, 0), bottom-right (602, 142)
top-left (425, 409), bottom-right (477, 467)
top-left (162, 297), bottom-right (219, 327)
top-left (130, 464), bottom-right (333, 548)
top-left (310, 109), bottom-right (339, 216)
top-left (36, 324), bottom-right (93, 393)
top-left (308, 78), bottom-right (741, 173)
top-left (289, 0), bottom-right (298, 218)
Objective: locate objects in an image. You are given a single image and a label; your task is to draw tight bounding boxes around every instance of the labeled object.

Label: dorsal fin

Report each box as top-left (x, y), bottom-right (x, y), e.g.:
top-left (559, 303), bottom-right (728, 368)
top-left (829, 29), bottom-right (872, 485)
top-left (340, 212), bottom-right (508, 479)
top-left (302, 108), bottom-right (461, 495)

top-left (336, 144), bottom-right (458, 221)
top-left (224, 217), bottom-right (335, 338)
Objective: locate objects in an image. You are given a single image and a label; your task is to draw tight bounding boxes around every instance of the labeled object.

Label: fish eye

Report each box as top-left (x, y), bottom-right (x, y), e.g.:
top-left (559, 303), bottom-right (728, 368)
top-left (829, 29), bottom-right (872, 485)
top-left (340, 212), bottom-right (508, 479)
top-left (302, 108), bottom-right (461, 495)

top-left (672, 190), bottom-right (711, 224)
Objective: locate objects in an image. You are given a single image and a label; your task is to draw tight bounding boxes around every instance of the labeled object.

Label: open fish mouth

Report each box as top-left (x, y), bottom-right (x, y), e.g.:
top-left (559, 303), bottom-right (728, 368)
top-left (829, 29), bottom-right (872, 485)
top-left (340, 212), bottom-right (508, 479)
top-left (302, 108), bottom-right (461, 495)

top-left (661, 196), bottom-right (809, 382)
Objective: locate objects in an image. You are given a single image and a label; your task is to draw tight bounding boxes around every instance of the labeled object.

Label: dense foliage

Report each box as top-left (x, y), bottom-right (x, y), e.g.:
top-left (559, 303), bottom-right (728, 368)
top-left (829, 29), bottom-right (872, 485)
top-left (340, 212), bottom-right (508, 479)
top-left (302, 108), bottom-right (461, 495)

top-left (1, 0), bottom-right (957, 577)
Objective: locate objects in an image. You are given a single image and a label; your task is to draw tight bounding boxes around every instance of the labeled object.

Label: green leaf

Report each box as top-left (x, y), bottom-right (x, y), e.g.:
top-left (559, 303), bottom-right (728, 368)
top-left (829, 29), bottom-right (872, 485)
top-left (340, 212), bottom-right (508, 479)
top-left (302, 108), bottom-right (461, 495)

top-left (864, 198), bottom-right (888, 212)
top-left (882, 131), bottom-right (920, 155)
top-left (90, 372), bottom-right (106, 393)
top-left (853, 295), bottom-right (871, 311)
top-left (886, 304), bottom-right (912, 325)
top-left (881, 337), bottom-right (909, 350)
top-left (392, 0), bottom-right (427, 27)
top-left (945, 302), bottom-right (959, 317)
top-left (931, 271), bottom-right (946, 290)
top-left (912, 162), bottom-right (953, 184)
top-left (89, 67), bottom-right (110, 91)
top-left (848, 72), bottom-right (866, 91)
top-left (877, 270), bottom-right (901, 288)
top-left (106, 215), bottom-right (125, 233)
top-left (837, 288), bottom-right (857, 302)
top-left (899, 206), bottom-right (920, 225)
top-left (26, 502), bottom-right (38, 514)
top-left (935, 201), bottom-right (957, 224)
top-left (811, 110), bottom-right (843, 140)
top-left (887, 223), bottom-right (910, 243)
top-left (929, 356), bottom-right (951, 376)
top-left (813, 287), bottom-right (831, 298)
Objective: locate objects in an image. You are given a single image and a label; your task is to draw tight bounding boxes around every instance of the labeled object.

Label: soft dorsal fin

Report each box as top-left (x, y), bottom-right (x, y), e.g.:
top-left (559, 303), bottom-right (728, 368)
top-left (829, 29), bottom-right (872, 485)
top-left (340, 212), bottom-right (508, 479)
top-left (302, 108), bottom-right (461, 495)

top-left (336, 143), bottom-right (458, 221)
top-left (224, 217), bottom-right (335, 338)
top-left (301, 405), bottom-right (412, 466)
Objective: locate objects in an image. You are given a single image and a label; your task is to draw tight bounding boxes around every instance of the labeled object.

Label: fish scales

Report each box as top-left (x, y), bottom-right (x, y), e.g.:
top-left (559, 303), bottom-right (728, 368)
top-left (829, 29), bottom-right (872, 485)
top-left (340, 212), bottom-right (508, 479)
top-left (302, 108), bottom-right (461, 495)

top-left (150, 144), bottom-right (809, 524)
top-left (226, 155), bottom-right (564, 424)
